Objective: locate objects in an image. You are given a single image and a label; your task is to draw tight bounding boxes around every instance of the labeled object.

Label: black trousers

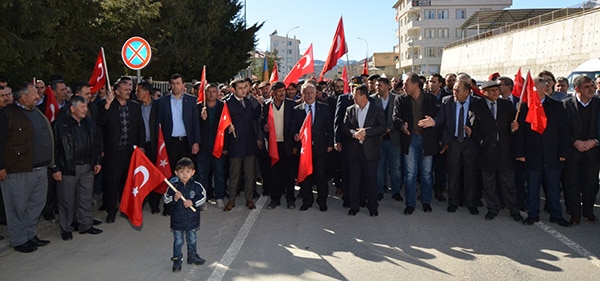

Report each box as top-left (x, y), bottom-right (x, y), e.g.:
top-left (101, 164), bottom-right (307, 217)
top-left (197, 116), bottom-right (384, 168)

top-left (299, 153), bottom-right (329, 206)
top-left (104, 148), bottom-right (133, 216)
top-left (348, 148), bottom-right (378, 212)
top-left (270, 142), bottom-right (296, 203)
top-left (446, 139), bottom-right (478, 207)
top-left (168, 137), bottom-right (192, 173)
top-left (564, 149), bottom-right (600, 217)
top-left (481, 170), bottom-right (519, 214)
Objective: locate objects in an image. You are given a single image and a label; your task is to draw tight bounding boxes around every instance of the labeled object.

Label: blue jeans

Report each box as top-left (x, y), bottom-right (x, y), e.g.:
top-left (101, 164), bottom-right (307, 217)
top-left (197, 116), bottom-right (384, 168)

top-left (173, 229), bottom-right (197, 257)
top-left (403, 135), bottom-right (433, 207)
top-left (526, 169), bottom-right (563, 219)
top-left (196, 152), bottom-right (226, 199)
top-left (377, 139), bottom-right (402, 195)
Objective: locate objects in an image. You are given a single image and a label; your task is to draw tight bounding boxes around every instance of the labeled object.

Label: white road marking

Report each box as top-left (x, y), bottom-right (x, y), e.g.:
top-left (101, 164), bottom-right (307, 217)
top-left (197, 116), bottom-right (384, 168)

top-left (536, 221), bottom-right (600, 267)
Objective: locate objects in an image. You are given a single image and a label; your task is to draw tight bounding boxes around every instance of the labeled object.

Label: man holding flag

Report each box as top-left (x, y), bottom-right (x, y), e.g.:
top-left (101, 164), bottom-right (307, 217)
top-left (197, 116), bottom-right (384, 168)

top-left (262, 82), bottom-right (297, 210)
top-left (515, 74), bottom-right (570, 227)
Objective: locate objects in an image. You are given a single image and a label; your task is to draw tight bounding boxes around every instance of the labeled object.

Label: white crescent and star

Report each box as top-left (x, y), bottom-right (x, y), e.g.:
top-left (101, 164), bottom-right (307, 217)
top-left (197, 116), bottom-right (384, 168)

top-left (159, 142), bottom-right (166, 154)
top-left (132, 165), bottom-right (150, 197)
top-left (334, 35), bottom-right (342, 54)
top-left (96, 63), bottom-right (104, 82)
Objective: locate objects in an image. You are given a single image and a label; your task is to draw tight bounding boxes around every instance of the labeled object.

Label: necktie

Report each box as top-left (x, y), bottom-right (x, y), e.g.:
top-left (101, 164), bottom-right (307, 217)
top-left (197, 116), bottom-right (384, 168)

top-left (458, 102), bottom-right (465, 142)
top-left (240, 98), bottom-right (245, 108)
top-left (490, 102), bottom-right (496, 120)
top-left (308, 104), bottom-right (313, 124)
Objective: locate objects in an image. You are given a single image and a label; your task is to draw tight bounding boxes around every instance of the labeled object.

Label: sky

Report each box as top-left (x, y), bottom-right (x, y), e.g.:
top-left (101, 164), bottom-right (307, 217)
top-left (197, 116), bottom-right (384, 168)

top-left (245, 0), bottom-right (587, 61)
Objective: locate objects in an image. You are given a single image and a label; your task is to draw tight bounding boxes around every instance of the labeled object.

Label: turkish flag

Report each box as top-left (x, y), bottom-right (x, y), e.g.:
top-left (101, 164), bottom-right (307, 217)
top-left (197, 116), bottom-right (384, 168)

top-left (197, 65), bottom-right (206, 104)
top-left (297, 113), bottom-right (313, 183)
top-left (319, 17), bottom-right (348, 81)
top-left (212, 102), bottom-right (232, 158)
top-left (44, 86), bottom-right (59, 123)
top-left (524, 71), bottom-right (547, 134)
top-left (362, 58), bottom-right (368, 76)
top-left (341, 65), bottom-right (350, 94)
top-left (512, 67), bottom-right (525, 101)
top-left (120, 147), bottom-right (166, 227)
top-left (267, 103), bottom-right (279, 166)
top-left (154, 124), bottom-right (172, 194)
top-left (88, 48), bottom-right (107, 94)
top-left (283, 44), bottom-right (314, 87)
top-left (269, 61), bottom-right (279, 84)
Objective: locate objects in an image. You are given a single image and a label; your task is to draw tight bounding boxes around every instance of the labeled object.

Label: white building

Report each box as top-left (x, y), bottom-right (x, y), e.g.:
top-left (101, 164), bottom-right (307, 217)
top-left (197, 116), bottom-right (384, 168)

top-left (269, 31), bottom-right (301, 78)
top-left (393, 0), bottom-right (512, 75)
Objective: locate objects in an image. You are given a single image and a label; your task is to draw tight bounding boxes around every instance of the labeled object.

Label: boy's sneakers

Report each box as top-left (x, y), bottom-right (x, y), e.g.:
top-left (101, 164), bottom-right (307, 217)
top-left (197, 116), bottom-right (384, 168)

top-left (187, 252), bottom-right (206, 265)
top-left (172, 256), bottom-right (182, 272)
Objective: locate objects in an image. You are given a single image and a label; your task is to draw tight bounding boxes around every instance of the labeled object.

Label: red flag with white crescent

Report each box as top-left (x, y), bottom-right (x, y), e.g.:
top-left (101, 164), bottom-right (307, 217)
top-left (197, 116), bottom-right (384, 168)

top-left (283, 44), bottom-right (314, 87)
top-left (267, 103), bottom-right (279, 166)
top-left (120, 147), bottom-right (166, 227)
top-left (269, 61), bottom-right (279, 84)
top-left (44, 86), bottom-right (59, 123)
top-left (297, 113), bottom-right (313, 183)
top-left (341, 65), bottom-right (350, 94)
top-left (197, 65), bottom-right (206, 104)
top-left (319, 17), bottom-right (348, 81)
top-left (212, 102), bottom-right (232, 158)
top-left (525, 71), bottom-right (547, 134)
top-left (88, 49), bottom-right (107, 94)
top-left (154, 124), bottom-right (172, 194)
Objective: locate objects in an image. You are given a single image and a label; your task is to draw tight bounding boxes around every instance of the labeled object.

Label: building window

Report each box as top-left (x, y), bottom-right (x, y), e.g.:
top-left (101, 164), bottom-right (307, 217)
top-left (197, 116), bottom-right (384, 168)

top-left (425, 9), bottom-right (435, 19)
top-left (274, 41), bottom-right (279, 47)
top-left (438, 28), bottom-right (449, 39)
top-left (456, 28), bottom-right (464, 39)
top-left (287, 49), bottom-right (292, 55)
top-left (437, 9), bottom-right (448, 19)
top-left (424, 28), bottom-right (436, 39)
top-left (456, 9), bottom-right (466, 19)
top-left (438, 48), bottom-right (444, 57)
top-left (426, 47), bottom-right (436, 58)
top-left (287, 41), bottom-right (292, 46)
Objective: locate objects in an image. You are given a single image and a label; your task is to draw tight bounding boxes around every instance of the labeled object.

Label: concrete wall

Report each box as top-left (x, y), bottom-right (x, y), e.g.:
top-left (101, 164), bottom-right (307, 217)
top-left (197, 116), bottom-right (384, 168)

top-left (440, 9), bottom-right (600, 80)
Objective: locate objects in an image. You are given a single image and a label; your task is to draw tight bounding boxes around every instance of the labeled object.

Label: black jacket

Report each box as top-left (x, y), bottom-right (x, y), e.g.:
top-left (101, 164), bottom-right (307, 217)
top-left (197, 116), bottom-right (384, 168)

top-left (53, 114), bottom-right (102, 175)
top-left (164, 178), bottom-right (206, 231)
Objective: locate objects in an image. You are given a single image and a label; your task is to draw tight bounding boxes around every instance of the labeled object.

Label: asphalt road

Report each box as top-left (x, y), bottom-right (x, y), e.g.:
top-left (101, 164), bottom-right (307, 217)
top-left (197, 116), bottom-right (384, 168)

top-left (0, 185), bottom-right (599, 281)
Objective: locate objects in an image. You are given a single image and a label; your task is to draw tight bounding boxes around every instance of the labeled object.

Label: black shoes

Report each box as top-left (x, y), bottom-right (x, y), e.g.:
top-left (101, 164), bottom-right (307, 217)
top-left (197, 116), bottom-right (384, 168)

top-left (300, 204), bottom-right (312, 211)
top-left (434, 191), bottom-right (446, 202)
top-left (106, 213), bottom-right (116, 223)
top-left (62, 232), bottom-right (73, 241)
top-left (510, 213), bottom-right (524, 222)
top-left (318, 203), bottom-right (328, 212)
top-left (93, 219), bottom-right (102, 226)
top-left (29, 236), bottom-right (50, 247)
top-left (447, 205), bottom-right (458, 213)
top-left (392, 193), bottom-right (404, 202)
top-left (14, 240), bottom-right (37, 253)
top-left (187, 252), bottom-right (206, 265)
top-left (523, 217), bottom-right (540, 225)
top-left (404, 206), bottom-right (415, 215)
top-left (377, 193), bottom-right (383, 201)
top-left (549, 217), bottom-right (571, 227)
top-left (79, 226), bottom-right (103, 235)
top-left (287, 201), bottom-right (296, 210)
top-left (468, 207), bottom-right (479, 215)
top-left (267, 201), bottom-right (280, 210)
top-left (369, 210), bottom-right (379, 217)
top-left (423, 204), bottom-right (432, 213)
top-left (172, 256), bottom-right (182, 272)
top-left (485, 212), bottom-right (497, 220)
top-left (348, 209), bottom-right (358, 216)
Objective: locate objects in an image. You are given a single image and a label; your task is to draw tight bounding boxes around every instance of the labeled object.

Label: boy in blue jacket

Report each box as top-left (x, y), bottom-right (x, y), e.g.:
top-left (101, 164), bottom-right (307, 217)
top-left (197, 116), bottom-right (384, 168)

top-left (164, 157), bottom-right (206, 272)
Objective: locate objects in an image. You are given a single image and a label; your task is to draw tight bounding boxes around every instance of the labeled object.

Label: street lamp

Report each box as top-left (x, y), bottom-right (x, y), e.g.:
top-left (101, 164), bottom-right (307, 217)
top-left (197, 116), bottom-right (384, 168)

top-left (286, 26), bottom-right (300, 38)
top-left (357, 37), bottom-right (369, 62)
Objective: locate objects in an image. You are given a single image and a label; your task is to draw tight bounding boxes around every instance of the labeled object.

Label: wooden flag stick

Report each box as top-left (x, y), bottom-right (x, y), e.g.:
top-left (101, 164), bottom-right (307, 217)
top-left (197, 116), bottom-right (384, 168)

top-left (163, 178), bottom-right (197, 212)
top-left (513, 75), bottom-right (529, 122)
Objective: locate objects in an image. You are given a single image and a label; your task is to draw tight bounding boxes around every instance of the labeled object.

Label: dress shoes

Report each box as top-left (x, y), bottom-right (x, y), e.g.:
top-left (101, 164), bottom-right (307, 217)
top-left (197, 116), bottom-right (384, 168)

top-left (585, 214), bottom-right (596, 222)
top-left (369, 210), bottom-right (379, 217)
top-left (14, 241), bottom-right (37, 253)
top-left (468, 207), bottom-right (479, 215)
top-left (447, 205), bottom-right (458, 213)
top-left (93, 219), bottom-right (102, 226)
top-left (342, 202), bottom-right (350, 208)
top-left (434, 191), bottom-right (446, 202)
top-left (484, 212), bottom-right (497, 220)
top-left (43, 212), bottom-right (55, 221)
top-left (348, 209), bottom-right (359, 216)
top-left (392, 193), bottom-right (404, 202)
top-left (79, 226), bottom-right (103, 235)
top-left (224, 203), bottom-right (235, 212)
top-left (300, 204), bottom-right (312, 211)
top-left (318, 203), bottom-right (328, 212)
top-left (98, 204), bottom-right (106, 211)
top-left (522, 216), bottom-right (540, 225)
top-left (267, 201), bottom-right (280, 210)
top-left (510, 213), bottom-right (524, 222)
top-left (62, 232), bottom-right (73, 241)
top-left (106, 213), bottom-right (116, 223)
top-left (570, 215), bottom-right (581, 225)
top-left (287, 201), bottom-right (296, 210)
top-left (423, 204), bottom-right (432, 213)
top-left (29, 236), bottom-right (50, 247)
top-left (246, 201), bottom-right (256, 210)
top-left (151, 208), bottom-right (160, 214)
top-left (404, 206), bottom-right (415, 215)
top-left (549, 217), bottom-right (571, 227)
top-left (377, 193), bottom-right (383, 201)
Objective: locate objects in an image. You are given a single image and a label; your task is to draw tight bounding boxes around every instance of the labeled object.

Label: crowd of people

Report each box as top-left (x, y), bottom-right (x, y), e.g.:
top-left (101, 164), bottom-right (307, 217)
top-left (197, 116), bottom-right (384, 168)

top-left (0, 69), bottom-right (598, 259)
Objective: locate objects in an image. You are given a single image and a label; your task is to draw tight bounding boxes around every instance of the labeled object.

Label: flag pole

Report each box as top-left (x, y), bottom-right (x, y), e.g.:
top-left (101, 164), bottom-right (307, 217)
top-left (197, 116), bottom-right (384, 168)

top-left (513, 72), bottom-right (529, 122)
top-left (101, 47), bottom-right (112, 94)
top-left (163, 178), bottom-right (197, 212)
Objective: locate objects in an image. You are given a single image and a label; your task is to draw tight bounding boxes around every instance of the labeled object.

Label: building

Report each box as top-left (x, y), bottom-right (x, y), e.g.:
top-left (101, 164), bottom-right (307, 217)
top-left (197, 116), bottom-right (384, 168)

top-left (393, 0), bottom-right (512, 75)
top-left (269, 30), bottom-right (301, 79)
top-left (372, 52), bottom-right (402, 77)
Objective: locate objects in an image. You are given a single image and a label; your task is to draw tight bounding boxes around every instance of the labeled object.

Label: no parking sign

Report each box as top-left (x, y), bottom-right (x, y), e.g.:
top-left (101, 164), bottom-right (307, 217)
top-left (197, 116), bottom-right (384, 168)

top-left (121, 36), bottom-right (152, 70)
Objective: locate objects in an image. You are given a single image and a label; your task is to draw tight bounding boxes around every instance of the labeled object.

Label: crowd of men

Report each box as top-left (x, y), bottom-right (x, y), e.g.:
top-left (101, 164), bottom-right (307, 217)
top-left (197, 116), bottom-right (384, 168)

top-left (0, 70), bottom-right (599, 254)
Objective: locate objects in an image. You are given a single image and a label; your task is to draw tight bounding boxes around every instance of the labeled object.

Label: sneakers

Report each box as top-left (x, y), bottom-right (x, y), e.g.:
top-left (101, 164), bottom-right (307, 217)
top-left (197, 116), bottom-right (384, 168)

top-left (187, 252), bottom-right (206, 265)
top-left (216, 199), bottom-right (225, 209)
top-left (172, 256), bottom-right (183, 272)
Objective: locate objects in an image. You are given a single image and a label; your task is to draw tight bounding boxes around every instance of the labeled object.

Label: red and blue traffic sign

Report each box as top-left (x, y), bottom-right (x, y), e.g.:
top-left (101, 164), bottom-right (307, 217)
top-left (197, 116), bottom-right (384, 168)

top-left (121, 36), bottom-right (152, 70)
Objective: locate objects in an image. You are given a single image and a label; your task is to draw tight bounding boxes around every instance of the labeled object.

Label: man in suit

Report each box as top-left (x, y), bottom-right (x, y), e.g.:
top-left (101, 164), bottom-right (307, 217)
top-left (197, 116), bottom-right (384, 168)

top-left (96, 80), bottom-right (145, 223)
top-left (327, 79), bottom-right (345, 197)
top-left (333, 77), bottom-right (358, 207)
top-left (342, 85), bottom-right (386, 216)
top-left (197, 83), bottom-right (227, 209)
top-left (470, 80), bottom-right (522, 221)
top-left (294, 82), bottom-right (334, 212)
top-left (371, 77), bottom-right (403, 202)
top-left (394, 73), bottom-right (439, 215)
top-left (428, 73), bottom-right (451, 202)
top-left (224, 78), bottom-right (261, 211)
top-left (157, 74), bottom-right (201, 173)
top-left (563, 75), bottom-right (600, 224)
top-left (262, 82), bottom-right (297, 210)
top-left (516, 76), bottom-right (571, 226)
top-left (419, 80), bottom-right (480, 215)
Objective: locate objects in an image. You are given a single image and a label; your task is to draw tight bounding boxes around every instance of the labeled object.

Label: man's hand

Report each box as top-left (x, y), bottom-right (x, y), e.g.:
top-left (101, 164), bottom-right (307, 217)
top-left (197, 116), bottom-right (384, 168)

top-left (400, 122), bottom-right (410, 135)
top-left (94, 165), bottom-right (102, 175)
top-left (335, 142), bottom-right (342, 152)
top-left (104, 90), bottom-right (115, 110)
top-left (191, 143), bottom-right (199, 155)
top-left (52, 171), bottom-right (62, 182)
top-left (201, 107), bottom-right (208, 120)
top-left (573, 140), bottom-right (589, 152)
top-left (510, 121), bottom-right (519, 133)
top-left (464, 126), bottom-right (472, 138)
top-left (516, 157), bottom-right (526, 162)
top-left (418, 115), bottom-right (435, 128)
top-left (326, 146), bottom-right (333, 153)
top-left (0, 169), bottom-right (6, 181)
top-left (440, 144), bottom-right (449, 154)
